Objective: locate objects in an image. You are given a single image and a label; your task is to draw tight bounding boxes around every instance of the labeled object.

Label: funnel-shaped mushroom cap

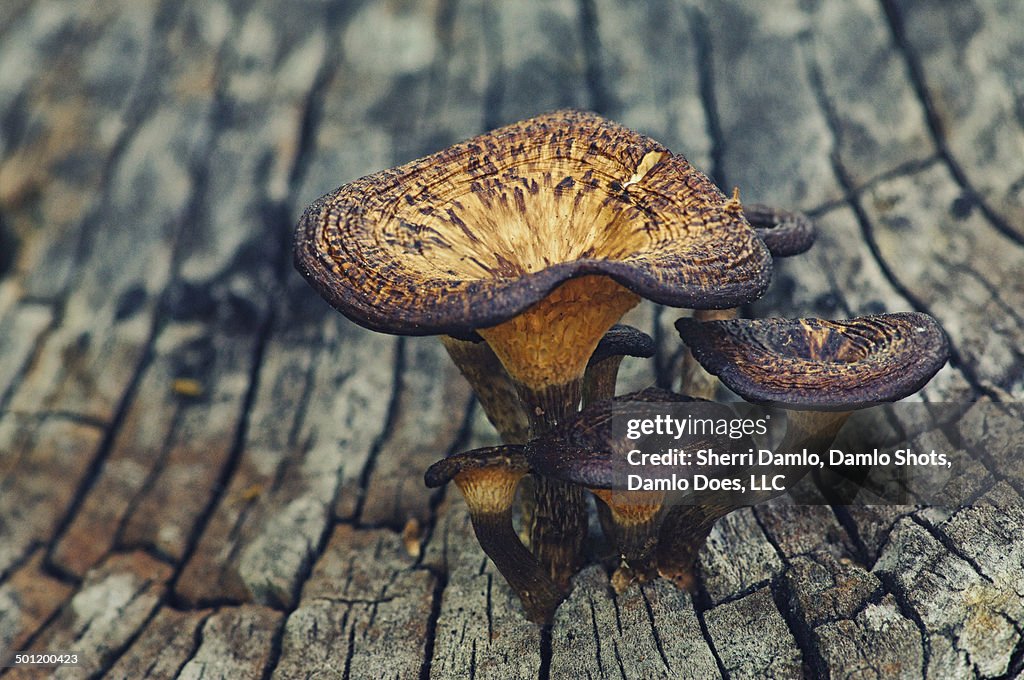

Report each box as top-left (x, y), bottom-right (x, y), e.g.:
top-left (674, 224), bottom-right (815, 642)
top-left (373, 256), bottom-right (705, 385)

top-left (424, 445), bottom-right (528, 488)
top-left (675, 313), bottom-right (949, 411)
top-left (295, 110), bottom-right (772, 337)
top-left (425, 445), bottom-right (530, 516)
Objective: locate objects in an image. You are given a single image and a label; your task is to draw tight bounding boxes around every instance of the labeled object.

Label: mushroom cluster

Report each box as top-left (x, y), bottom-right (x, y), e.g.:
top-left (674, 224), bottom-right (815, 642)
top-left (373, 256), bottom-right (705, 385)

top-left (295, 110), bottom-right (949, 623)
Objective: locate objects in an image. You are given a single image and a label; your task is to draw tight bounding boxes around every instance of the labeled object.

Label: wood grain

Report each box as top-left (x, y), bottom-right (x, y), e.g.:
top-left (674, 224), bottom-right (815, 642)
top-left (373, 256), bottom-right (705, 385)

top-left (0, 0), bottom-right (1021, 677)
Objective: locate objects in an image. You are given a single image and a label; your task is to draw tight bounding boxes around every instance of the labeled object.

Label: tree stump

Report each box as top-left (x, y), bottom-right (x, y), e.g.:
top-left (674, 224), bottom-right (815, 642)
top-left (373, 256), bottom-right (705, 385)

top-left (1, 0), bottom-right (1022, 677)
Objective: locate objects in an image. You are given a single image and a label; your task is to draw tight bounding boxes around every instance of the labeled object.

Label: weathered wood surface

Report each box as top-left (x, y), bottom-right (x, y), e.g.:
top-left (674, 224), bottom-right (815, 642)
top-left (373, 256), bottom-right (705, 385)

top-left (1, 0), bottom-right (1022, 677)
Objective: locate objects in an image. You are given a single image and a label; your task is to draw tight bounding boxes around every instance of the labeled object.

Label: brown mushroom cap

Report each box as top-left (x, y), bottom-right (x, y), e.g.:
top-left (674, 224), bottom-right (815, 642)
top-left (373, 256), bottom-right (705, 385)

top-left (425, 445), bottom-right (530, 515)
top-left (675, 313), bottom-right (949, 411)
top-left (424, 445), bottom-right (528, 488)
top-left (587, 324), bottom-right (656, 367)
top-left (524, 387), bottom-right (743, 488)
top-left (743, 204), bottom-right (816, 257)
top-left (295, 110), bottom-right (772, 338)
top-left (424, 445), bottom-right (566, 623)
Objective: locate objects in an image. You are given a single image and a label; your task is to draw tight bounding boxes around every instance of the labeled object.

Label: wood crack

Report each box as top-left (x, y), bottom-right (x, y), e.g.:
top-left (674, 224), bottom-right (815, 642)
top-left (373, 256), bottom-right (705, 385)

top-left (687, 5), bottom-right (726, 188)
top-left (167, 307), bottom-right (277, 603)
top-left (417, 565), bottom-right (447, 680)
top-left (352, 337), bottom-right (407, 526)
top-left (480, 0), bottom-right (504, 132)
top-left (747, 508), bottom-right (827, 674)
top-left (39, 319), bottom-right (159, 576)
top-left (803, 155), bottom-right (942, 219)
top-left (0, 304), bottom-right (58, 416)
top-left (873, 562), bottom-right (934, 673)
top-left (87, 580), bottom-right (169, 676)
top-left (639, 586), bottom-right (670, 671)
top-left (877, 0), bottom-right (1024, 250)
top-left (61, 0), bottom-right (190, 293)
top-left (800, 29), bottom-right (994, 402)
top-left (693, 602), bottom-right (728, 679)
top-left (935, 254), bottom-right (1024, 331)
top-left (993, 635), bottom-right (1024, 680)
top-left (577, 0), bottom-right (611, 115)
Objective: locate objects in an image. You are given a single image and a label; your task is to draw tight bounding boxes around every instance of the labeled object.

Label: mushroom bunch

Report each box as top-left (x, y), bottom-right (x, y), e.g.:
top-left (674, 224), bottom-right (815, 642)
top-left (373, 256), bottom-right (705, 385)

top-left (294, 110), bottom-right (949, 623)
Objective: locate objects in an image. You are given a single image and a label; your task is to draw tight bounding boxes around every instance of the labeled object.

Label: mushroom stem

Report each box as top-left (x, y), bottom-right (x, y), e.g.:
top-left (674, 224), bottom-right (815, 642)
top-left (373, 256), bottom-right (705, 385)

top-left (778, 409), bottom-right (852, 454)
top-left (515, 380), bottom-right (583, 434)
top-left (468, 506), bottom-right (567, 624)
top-left (656, 501), bottom-right (732, 591)
top-left (475, 276), bottom-right (641, 587)
top-left (515, 379), bottom-right (588, 588)
top-left (582, 357), bottom-right (624, 406)
top-left (582, 324), bottom-right (655, 406)
top-left (776, 409), bottom-right (862, 501)
top-left (525, 477), bottom-right (587, 588)
top-left (425, 447), bottom-right (566, 624)
top-left (440, 335), bottom-right (530, 444)
top-left (591, 489), bottom-right (666, 591)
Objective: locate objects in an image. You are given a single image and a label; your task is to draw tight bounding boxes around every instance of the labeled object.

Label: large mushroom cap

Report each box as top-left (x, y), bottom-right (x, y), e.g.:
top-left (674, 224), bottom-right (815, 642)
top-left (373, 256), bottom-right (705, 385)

top-left (675, 313), bottom-right (949, 410)
top-left (295, 110), bottom-right (772, 336)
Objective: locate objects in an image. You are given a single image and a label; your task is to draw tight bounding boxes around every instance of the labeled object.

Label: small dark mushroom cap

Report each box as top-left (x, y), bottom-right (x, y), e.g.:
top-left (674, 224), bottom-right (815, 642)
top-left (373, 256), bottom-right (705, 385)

top-left (743, 204), bottom-right (816, 257)
top-left (425, 445), bottom-right (530, 516)
top-left (525, 388), bottom-right (740, 489)
top-left (425, 444), bottom-right (565, 624)
top-left (424, 445), bottom-right (528, 488)
top-left (587, 324), bottom-right (656, 367)
top-left (295, 110), bottom-right (772, 337)
top-left (675, 313), bottom-right (949, 411)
